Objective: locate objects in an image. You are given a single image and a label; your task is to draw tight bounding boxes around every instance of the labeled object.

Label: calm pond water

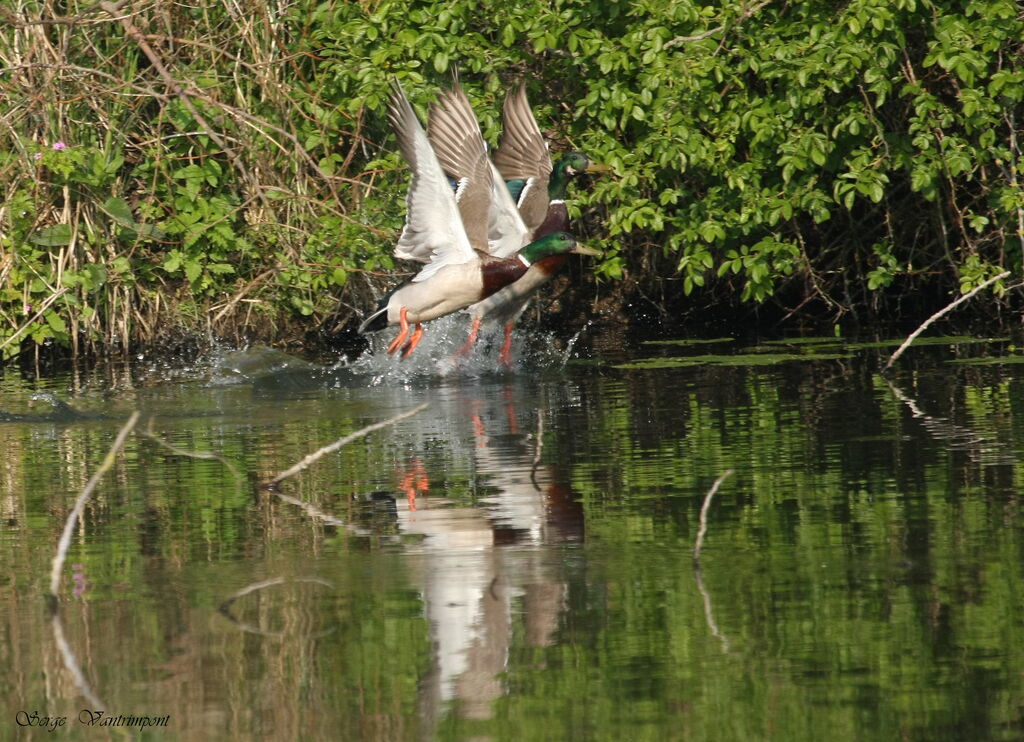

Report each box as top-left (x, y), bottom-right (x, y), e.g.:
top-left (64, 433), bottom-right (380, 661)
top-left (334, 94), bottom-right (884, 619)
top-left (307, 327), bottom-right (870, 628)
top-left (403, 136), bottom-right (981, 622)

top-left (3, 327), bottom-right (1024, 741)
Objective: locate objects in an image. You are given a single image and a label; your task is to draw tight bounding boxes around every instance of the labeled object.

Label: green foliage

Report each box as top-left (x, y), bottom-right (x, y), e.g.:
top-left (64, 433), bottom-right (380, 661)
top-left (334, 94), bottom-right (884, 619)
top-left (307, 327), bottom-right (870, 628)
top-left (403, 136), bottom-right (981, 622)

top-left (299, 0), bottom-right (1021, 316)
top-left (0, 1), bottom-right (390, 361)
top-left (2, 0), bottom-right (1022, 361)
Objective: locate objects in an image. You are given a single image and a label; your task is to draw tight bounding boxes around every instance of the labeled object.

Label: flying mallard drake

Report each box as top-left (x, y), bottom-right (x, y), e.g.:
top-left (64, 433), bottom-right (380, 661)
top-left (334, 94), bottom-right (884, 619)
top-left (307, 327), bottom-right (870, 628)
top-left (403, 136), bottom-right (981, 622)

top-left (428, 80), bottom-right (609, 363)
top-left (358, 83), bottom-right (598, 359)
top-left (493, 84), bottom-right (610, 238)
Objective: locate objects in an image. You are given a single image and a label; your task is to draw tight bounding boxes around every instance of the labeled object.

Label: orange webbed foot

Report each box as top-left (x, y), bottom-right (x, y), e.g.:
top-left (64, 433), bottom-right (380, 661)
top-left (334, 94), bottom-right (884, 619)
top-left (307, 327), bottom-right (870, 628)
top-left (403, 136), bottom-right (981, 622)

top-left (401, 323), bottom-right (424, 359)
top-left (386, 307), bottom-right (410, 355)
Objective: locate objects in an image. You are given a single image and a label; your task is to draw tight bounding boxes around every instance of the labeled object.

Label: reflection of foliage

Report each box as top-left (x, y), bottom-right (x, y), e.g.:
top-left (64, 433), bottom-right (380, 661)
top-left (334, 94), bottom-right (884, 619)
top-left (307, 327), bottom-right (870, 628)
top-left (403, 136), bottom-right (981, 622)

top-left (4, 346), bottom-right (1024, 738)
top-left (537, 356), bottom-right (1024, 740)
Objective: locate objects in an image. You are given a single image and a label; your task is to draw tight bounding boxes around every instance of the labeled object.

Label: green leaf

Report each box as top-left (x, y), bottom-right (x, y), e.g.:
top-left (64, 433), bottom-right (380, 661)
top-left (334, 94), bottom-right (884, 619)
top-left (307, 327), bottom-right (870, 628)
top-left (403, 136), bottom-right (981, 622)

top-left (184, 260), bottom-right (203, 283)
top-left (103, 197), bottom-right (135, 227)
top-left (131, 223), bottom-right (167, 240)
top-left (45, 311), bottom-right (67, 333)
top-left (30, 224), bottom-right (73, 247)
top-left (162, 251), bottom-right (182, 274)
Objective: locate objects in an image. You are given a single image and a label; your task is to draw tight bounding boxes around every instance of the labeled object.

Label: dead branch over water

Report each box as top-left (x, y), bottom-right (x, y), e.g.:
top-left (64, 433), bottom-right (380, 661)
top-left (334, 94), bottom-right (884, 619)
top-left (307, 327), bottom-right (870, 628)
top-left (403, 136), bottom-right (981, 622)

top-left (47, 411), bottom-right (139, 712)
top-left (263, 403), bottom-right (430, 489)
top-left (272, 490), bottom-right (373, 537)
top-left (51, 611), bottom-right (107, 711)
top-left (49, 411), bottom-right (140, 598)
top-left (139, 417), bottom-right (243, 481)
top-left (693, 469), bottom-right (734, 564)
top-left (218, 577), bottom-right (336, 638)
top-left (883, 376), bottom-right (1014, 466)
top-left (883, 271), bottom-right (1011, 372)
top-left (692, 470), bottom-right (735, 653)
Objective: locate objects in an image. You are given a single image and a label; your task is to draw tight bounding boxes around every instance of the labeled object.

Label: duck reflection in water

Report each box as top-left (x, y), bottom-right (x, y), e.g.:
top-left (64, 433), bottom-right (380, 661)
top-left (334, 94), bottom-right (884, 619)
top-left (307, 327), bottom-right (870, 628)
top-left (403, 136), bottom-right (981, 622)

top-left (397, 458), bottom-right (429, 511)
top-left (387, 382), bottom-right (584, 728)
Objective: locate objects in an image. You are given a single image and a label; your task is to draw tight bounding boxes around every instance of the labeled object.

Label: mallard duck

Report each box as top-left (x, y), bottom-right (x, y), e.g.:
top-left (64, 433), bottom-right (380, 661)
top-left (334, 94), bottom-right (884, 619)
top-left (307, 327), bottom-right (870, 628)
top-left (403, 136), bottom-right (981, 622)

top-left (357, 83), bottom-right (598, 359)
top-left (428, 81), bottom-right (609, 363)
top-left (427, 80), bottom-right (531, 261)
top-left (493, 85), bottom-right (610, 237)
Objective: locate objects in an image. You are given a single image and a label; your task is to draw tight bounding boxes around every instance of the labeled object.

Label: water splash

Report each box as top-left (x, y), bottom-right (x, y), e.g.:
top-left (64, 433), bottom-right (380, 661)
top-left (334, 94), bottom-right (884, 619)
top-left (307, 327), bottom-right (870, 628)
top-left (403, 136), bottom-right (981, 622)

top-left (117, 315), bottom-right (591, 393)
top-left (559, 320), bottom-right (592, 369)
top-left (347, 314), bottom-right (584, 385)
top-left (211, 345), bottom-right (319, 384)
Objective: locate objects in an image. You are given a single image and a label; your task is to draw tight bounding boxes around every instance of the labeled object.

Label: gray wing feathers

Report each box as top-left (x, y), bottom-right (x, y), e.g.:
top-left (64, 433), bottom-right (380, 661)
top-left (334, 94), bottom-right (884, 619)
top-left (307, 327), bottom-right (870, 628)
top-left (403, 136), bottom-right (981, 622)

top-left (493, 85), bottom-right (553, 233)
top-left (386, 83), bottom-right (476, 280)
top-left (429, 81), bottom-right (529, 258)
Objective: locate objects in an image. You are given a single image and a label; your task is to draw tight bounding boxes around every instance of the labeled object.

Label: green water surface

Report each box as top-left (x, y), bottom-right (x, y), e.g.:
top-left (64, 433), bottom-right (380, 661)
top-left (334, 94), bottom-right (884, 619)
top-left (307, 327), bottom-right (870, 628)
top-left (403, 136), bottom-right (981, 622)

top-left (2, 335), bottom-right (1024, 741)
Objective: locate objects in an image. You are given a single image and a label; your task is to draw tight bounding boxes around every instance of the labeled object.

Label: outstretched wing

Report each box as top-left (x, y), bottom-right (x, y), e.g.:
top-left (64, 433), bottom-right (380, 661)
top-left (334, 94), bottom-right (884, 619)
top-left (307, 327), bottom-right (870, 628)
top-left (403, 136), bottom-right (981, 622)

top-left (386, 82), bottom-right (476, 283)
top-left (492, 84), bottom-right (553, 234)
top-left (428, 79), bottom-right (529, 259)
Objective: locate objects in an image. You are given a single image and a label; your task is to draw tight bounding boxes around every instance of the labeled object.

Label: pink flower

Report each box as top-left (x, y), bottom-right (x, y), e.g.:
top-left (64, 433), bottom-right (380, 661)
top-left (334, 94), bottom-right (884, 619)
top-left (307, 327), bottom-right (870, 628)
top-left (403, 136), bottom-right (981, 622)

top-left (52, 141), bottom-right (67, 151)
top-left (72, 564), bottom-right (88, 598)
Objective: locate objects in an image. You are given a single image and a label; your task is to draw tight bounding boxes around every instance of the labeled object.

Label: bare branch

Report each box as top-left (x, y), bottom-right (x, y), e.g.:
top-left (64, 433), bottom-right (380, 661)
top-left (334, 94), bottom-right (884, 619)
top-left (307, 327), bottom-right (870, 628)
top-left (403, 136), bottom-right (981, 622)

top-left (139, 418), bottom-right (242, 481)
top-left (693, 469), bottom-right (734, 563)
top-left (49, 411), bottom-right (140, 598)
top-left (883, 270), bottom-right (1011, 371)
top-left (263, 403), bottom-right (430, 489)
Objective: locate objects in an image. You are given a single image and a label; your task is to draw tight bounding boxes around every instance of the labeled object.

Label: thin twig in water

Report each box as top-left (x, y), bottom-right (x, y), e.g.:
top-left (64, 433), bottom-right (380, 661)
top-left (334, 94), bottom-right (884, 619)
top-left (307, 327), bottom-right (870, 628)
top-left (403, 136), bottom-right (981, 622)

top-left (883, 376), bottom-right (1011, 465)
top-left (272, 490), bottom-right (373, 537)
top-left (263, 403), bottom-right (429, 489)
top-left (218, 577), bottom-right (336, 638)
top-left (693, 470), bottom-right (734, 564)
top-left (139, 417), bottom-right (243, 481)
top-left (883, 270), bottom-right (1010, 372)
top-left (49, 411), bottom-right (139, 598)
top-left (694, 565), bottom-right (731, 652)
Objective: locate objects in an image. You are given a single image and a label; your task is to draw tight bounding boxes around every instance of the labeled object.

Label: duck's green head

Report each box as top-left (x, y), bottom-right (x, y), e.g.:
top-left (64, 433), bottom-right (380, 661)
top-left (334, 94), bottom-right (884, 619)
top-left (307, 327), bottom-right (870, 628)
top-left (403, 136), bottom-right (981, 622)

top-left (519, 231), bottom-right (600, 265)
top-left (550, 152), bottom-right (611, 198)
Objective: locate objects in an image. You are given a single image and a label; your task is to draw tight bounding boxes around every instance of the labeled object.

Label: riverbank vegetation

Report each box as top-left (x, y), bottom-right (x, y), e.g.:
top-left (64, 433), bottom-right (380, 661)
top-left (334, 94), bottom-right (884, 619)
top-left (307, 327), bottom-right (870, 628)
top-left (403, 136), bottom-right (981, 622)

top-left (1, 0), bottom-right (1022, 364)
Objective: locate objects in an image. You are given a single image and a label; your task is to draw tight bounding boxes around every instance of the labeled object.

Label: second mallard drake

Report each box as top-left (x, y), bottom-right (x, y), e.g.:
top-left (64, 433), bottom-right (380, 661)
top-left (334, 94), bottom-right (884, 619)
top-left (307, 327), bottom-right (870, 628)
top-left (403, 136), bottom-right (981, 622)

top-left (428, 80), bottom-right (609, 363)
top-left (492, 84), bottom-right (610, 239)
top-left (357, 83), bottom-right (598, 359)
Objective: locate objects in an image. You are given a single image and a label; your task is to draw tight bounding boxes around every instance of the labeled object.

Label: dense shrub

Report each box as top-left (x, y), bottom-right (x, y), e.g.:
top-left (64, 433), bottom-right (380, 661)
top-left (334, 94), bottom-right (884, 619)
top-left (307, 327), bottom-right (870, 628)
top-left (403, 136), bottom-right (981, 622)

top-left (1, 0), bottom-right (1022, 361)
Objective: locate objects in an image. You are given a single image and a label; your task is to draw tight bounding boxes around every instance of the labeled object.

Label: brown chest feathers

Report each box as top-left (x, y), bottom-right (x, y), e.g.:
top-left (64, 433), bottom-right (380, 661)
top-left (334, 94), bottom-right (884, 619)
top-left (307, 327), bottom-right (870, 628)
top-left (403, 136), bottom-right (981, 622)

top-left (480, 258), bottom-right (529, 298)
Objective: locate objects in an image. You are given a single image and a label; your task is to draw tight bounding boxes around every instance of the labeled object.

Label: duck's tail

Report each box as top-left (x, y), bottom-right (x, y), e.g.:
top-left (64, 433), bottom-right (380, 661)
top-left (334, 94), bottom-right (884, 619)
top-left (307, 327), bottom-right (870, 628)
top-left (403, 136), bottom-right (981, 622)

top-left (358, 304), bottom-right (388, 334)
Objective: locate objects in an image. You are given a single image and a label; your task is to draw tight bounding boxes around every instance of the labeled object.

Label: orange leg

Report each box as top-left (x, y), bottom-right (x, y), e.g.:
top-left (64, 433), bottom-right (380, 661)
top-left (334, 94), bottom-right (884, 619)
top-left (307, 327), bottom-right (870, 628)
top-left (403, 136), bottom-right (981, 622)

top-left (386, 307), bottom-right (410, 355)
top-left (401, 323), bottom-right (424, 359)
top-left (456, 317), bottom-right (482, 357)
top-left (498, 321), bottom-right (515, 367)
